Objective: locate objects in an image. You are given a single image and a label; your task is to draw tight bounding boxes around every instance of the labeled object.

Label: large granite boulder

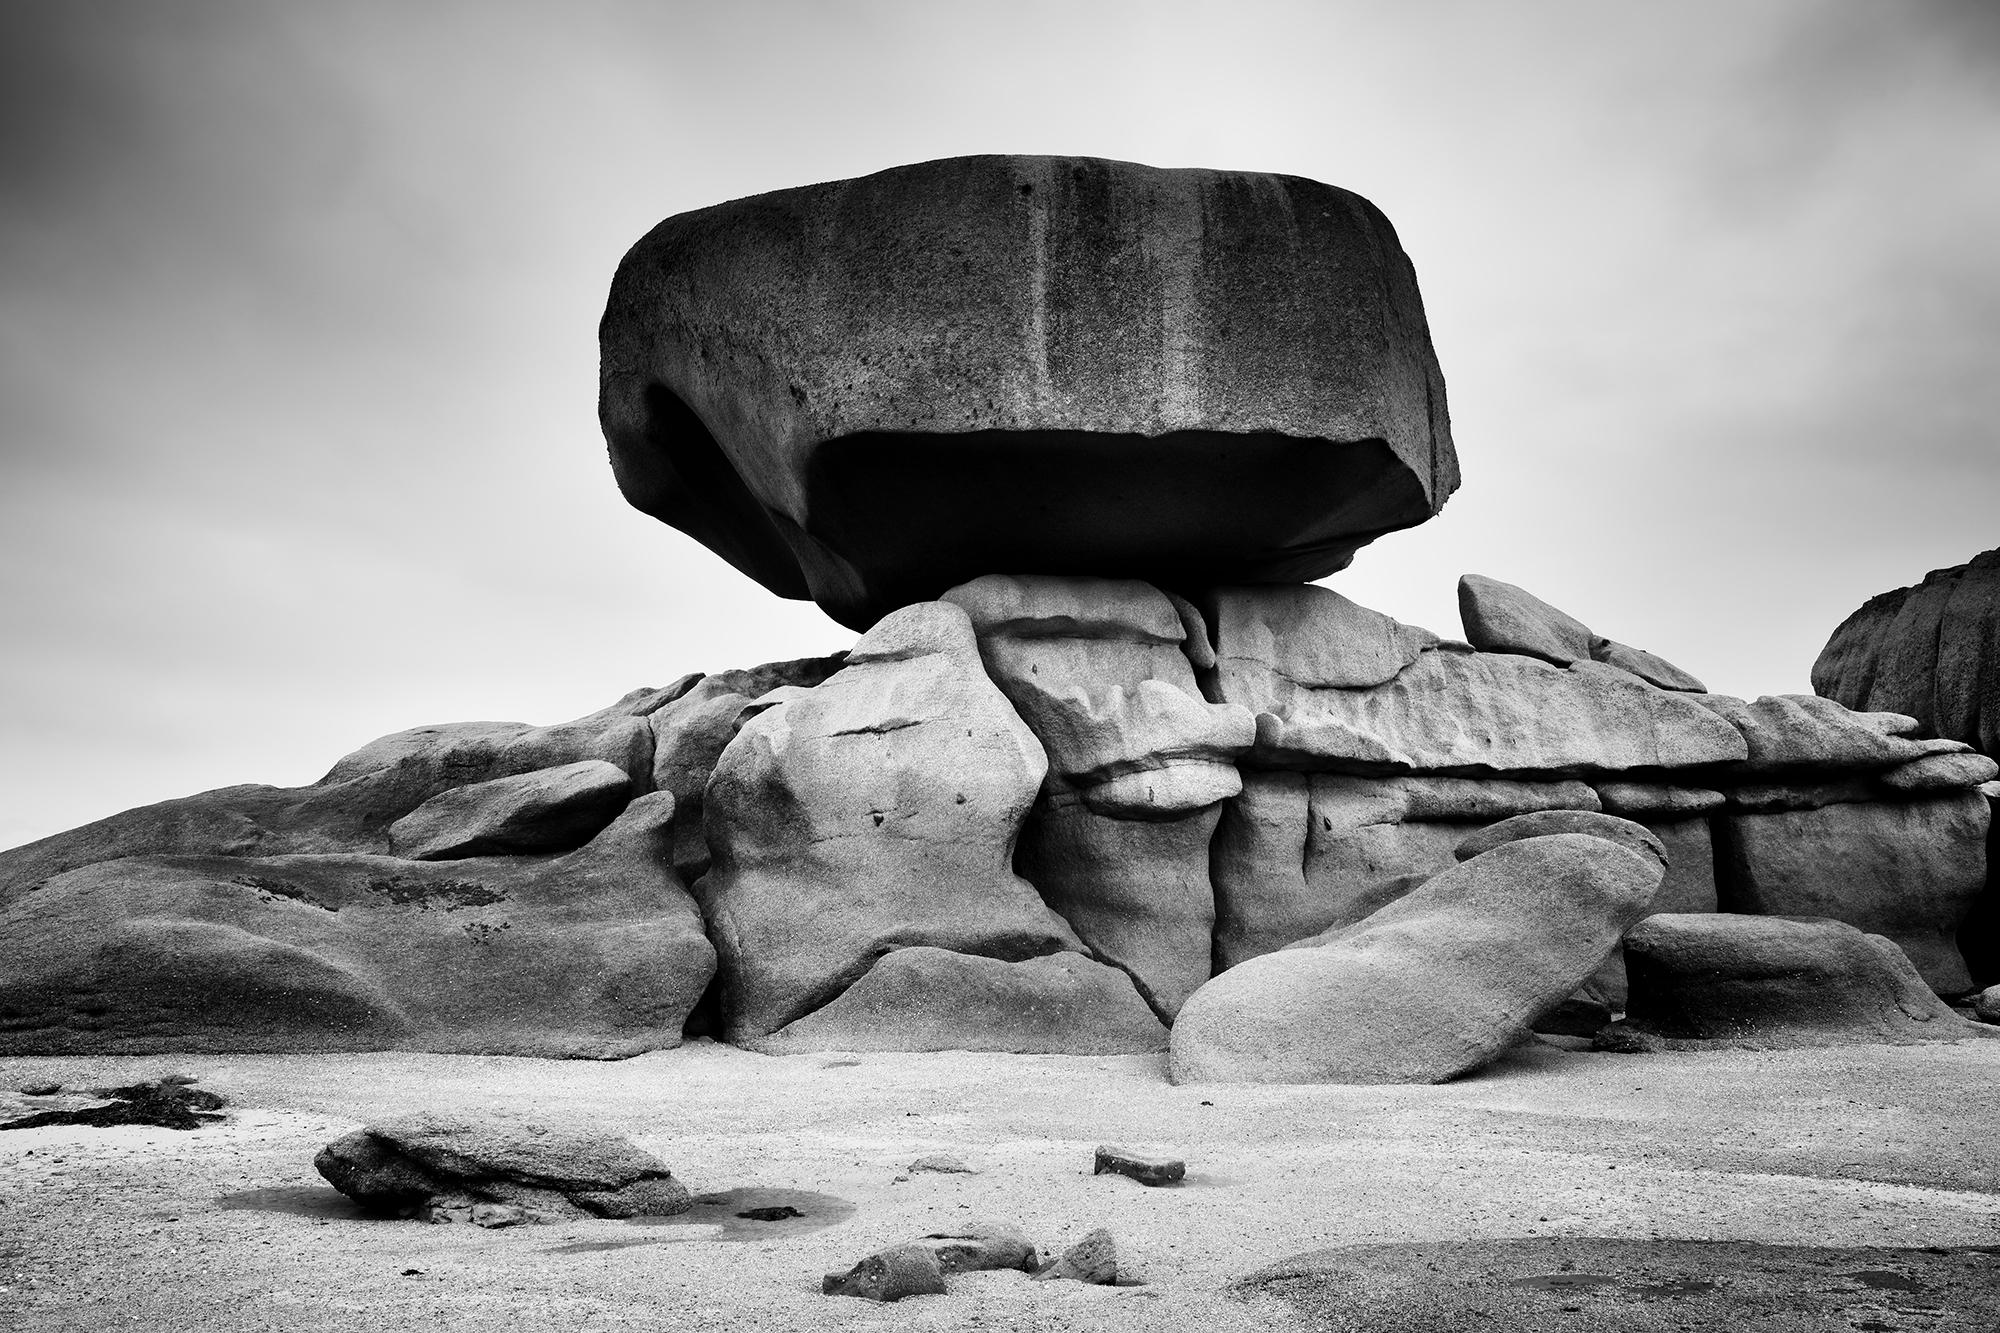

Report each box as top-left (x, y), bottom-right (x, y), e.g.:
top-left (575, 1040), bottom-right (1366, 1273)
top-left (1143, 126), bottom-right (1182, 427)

top-left (944, 575), bottom-right (1253, 1018)
top-left (698, 602), bottom-right (1087, 1045)
top-left (1602, 914), bottom-right (1983, 1051)
top-left (388, 760), bottom-right (632, 860)
top-left (1712, 791), bottom-right (1990, 994)
top-left (599, 155), bottom-right (1457, 629)
top-left (1169, 832), bottom-right (1663, 1084)
top-left (1457, 574), bottom-right (1706, 691)
top-left (0, 792), bottom-right (714, 1057)
top-left (1813, 548), bottom-right (2000, 755)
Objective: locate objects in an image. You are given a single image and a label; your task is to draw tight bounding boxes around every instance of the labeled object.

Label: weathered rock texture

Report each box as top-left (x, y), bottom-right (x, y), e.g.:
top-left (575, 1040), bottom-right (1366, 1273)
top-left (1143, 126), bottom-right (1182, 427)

top-left (1603, 914), bottom-right (1983, 1051)
top-left (697, 602), bottom-right (1090, 1047)
top-left (600, 155), bottom-right (1457, 629)
top-left (1712, 792), bottom-right (1990, 994)
top-left (1169, 832), bottom-right (1663, 1084)
top-left (388, 760), bottom-right (632, 860)
top-left (1814, 548), bottom-right (2000, 755)
top-left (0, 793), bottom-right (713, 1057)
top-left (315, 1116), bottom-right (692, 1220)
top-left (945, 575), bottom-right (1252, 1018)
top-left (1458, 574), bottom-right (1706, 691)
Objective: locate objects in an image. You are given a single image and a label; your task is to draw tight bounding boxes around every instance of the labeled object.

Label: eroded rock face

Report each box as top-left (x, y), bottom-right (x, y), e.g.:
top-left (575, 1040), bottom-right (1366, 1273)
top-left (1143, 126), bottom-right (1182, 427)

top-left (697, 602), bottom-right (1085, 1044)
top-left (1169, 832), bottom-right (1663, 1084)
top-left (0, 793), bottom-right (713, 1057)
top-left (1712, 792), bottom-right (1990, 994)
top-left (754, 948), bottom-right (1166, 1055)
top-left (943, 575), bottom-right (1252, 1018)
top-left (388, 760), bottom-right (632, 860)
top-left (600, 155), bottom-right (1457, 629)
top-left (1604, 914), bottom-right (1981, 1051)
top-left (1814, 548), bottom-right (2000, 755)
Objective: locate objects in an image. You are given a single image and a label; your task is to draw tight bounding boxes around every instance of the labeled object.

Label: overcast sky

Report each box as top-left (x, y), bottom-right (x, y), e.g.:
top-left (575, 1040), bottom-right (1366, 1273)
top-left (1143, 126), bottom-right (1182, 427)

top-left (3, 0), bottom-right (1997, 849)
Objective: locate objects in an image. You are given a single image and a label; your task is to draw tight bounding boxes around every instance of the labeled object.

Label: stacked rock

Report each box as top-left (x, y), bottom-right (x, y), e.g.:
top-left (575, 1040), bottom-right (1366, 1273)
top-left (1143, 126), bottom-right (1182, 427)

top-left (1, 156), bottom-right (1992, 1083)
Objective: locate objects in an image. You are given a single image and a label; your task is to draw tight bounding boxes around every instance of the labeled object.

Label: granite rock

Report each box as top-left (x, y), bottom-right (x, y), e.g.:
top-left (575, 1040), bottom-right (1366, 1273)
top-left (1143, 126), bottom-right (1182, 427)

top-left (600, 155), bottom-right (1456, 628)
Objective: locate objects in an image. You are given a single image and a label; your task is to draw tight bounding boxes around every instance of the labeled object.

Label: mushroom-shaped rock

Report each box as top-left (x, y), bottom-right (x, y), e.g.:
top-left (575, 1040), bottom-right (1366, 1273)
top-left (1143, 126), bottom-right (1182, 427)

top-left (1169, 833), bottom-right (1663, 1084)
top-left (600, 154), bottom-right (1457, 629)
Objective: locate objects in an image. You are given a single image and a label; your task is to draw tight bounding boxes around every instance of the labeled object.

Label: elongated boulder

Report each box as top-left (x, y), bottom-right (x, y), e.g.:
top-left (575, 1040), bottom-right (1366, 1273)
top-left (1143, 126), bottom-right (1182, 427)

top-left (943, 576), bottom-right (1252, 1018)
top-left (755, 947), bottom-right (1167, 1055)
top-left (316, 1116), bottom-right (692, 1220)
top-left (698, 602), bottom-right (1085, 1044)
top-left (1813, 548), bottom-right (2000, 755)
top-left (1602, 914), bottom-right (1983, 1051)
top-left (1169, 833), bottom-right (1663, 1084)
top-left (1691, 693), bottom-right (1955, 777)
top-left (1210, 773), bottom-right (1608, 970)
top-left (388, 760), bottom-right (631, 860)
top-left (1456, 574), bottom-right (1706, 692)
top-left (1712, 791), bottom-right (1990, 993)
top-left (600, 155), bottom-right (1457, 629)
top-left (0, 793), bottom-right (713, 1057)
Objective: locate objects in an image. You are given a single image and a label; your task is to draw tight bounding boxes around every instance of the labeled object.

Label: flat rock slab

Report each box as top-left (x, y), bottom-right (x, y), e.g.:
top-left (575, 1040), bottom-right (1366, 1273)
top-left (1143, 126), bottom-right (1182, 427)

top-left (314, 1115), bottom-right (692, 1221)
top-left (1237, 1237), bottom-right (2000, 1332)
top-left (601, 154), bottom-right (1456, 628)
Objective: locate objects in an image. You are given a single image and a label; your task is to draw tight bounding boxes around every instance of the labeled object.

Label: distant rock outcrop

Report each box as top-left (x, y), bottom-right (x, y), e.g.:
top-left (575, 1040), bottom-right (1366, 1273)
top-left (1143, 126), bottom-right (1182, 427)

top-left (1814, 548), bottom-right (2000, 755)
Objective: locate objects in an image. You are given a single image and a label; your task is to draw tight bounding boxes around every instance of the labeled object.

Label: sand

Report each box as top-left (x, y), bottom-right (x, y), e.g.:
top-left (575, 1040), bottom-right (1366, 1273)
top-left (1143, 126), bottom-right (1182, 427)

top-left (3, 1036), bottom-right (1999, 1329)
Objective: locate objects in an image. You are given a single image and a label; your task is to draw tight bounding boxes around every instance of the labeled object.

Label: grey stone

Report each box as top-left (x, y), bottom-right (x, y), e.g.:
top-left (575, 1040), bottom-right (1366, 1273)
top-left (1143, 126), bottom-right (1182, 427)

top-left (601, 155), bottom-right (1457, 629)
top-left (1202, 584), bottom-right (1440, 691)
top-left (1603, 914), bottom-right (1985, 1051)
top-left (1876, 751), bottom-right (1999, 795)
top-left (1015, 795), bottom-right (1219, 1019)
top-left (822, 1244), bottom-right (948, 1301)
top-left (1713, 792), bottom-right (1989, 993)
top-left (752, 948), bottom-right (1166, 1055)
top-left (1452, 810), bottom-right (1665, 871)
top-left (1693, 693), bottom-right (1939, 776)
top-left (1170, 834), bottom-right (1663, 1084)
top-left (908, 1154), bottom-right (976, 1175)
top-left (1035, 1228), bottom-right (1122, 1284)
top-left (1813, 547), bottom-right (2000, 755)
top-left (1093, 1145), bottom-right (1185, 1185)
top-left (387, 760), bottom-right (631, 860)
top-left (1210, 592), bottom-right (1747, 774)
top-left (314, 1115), bottom-right (692, 1221)
top-left (1456, 574), bottom-right (1706, 691)
top-left (1592, 783), bottom-right (1725, 817)
top-left (0, 792), bottom-right (714, 1058)
top-left (942, 575), bottom-right (1253, 819)
top-left (698, 602), bottom-right (1084, 1044)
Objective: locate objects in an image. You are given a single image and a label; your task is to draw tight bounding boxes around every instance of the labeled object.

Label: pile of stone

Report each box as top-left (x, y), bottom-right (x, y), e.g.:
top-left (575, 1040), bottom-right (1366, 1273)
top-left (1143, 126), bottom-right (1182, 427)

top-left (0, 155), bottom-right (1992, 1083)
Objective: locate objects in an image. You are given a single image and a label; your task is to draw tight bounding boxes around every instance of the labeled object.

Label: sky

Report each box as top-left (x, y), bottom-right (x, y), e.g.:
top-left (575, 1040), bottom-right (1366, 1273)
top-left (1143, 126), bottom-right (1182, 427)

top-left (2, 0), bottom-right (1997, 849)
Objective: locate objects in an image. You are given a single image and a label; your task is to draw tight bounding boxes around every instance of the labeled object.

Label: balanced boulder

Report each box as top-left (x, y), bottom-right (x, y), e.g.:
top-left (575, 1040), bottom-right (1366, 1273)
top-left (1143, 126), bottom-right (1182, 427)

top-left (1457, 574), bottom-right (1706, 692)
top-left (1169, 832), bottom-right (1663, 1084)
top-left (387, 760), bottom-right (631, 860)
top-left (600, 154), bottom-right (1457, 628)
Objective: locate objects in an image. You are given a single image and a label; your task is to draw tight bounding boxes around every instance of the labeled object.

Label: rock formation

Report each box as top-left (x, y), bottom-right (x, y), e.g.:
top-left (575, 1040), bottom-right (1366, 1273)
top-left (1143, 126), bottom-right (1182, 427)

top-left (1601, 914), bottom-right (1986, 1051)
top-left (1814, 549), bottom-right (2000, 755)
top-left (3, 156), bottom-right (1993, 1078)
top-left (599, 154), bottom-right (1457, 629)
